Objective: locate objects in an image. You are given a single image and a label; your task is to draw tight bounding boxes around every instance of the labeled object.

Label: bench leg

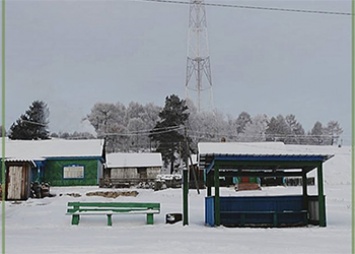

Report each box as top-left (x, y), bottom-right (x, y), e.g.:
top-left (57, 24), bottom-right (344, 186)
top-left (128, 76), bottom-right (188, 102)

top-left (107, 214), bottom-right (112, 226)
top-left (72, 215), bottom-right (80, 225)
top-left (146, 214), bottom-right (154, 225)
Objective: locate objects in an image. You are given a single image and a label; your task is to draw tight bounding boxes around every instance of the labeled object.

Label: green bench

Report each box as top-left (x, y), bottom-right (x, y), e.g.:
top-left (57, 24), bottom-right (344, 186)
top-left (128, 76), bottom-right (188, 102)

top-left (66, 202), bottom-right (160, 226)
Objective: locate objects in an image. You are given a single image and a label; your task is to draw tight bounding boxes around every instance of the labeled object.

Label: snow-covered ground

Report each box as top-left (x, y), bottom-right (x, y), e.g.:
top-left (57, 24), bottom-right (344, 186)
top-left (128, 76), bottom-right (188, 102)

top-left (2, 145), bottom-right (352, 254)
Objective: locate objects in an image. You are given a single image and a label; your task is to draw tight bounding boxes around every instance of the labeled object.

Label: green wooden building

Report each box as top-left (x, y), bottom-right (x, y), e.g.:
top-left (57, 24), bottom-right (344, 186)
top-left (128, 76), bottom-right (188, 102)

top-left (1, 139), bottom-right (105, 197)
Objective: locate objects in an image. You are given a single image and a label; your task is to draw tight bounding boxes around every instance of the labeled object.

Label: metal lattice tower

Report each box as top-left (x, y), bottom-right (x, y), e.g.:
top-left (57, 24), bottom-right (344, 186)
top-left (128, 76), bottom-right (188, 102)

top-left (185, 0), bottom-right (214, 112)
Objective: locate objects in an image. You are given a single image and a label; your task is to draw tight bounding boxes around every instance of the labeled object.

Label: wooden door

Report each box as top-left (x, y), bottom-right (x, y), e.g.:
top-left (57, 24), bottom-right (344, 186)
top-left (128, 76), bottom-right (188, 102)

top-left (7, 166), bottom-right (23, 200)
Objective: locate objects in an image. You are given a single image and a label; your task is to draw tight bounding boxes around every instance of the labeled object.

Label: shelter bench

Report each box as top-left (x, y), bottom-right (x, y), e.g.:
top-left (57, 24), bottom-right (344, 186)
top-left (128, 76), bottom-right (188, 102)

top-left (220, 210), bottom-right (308, 227)
top-left (66, 202), bottom-right (160, 226)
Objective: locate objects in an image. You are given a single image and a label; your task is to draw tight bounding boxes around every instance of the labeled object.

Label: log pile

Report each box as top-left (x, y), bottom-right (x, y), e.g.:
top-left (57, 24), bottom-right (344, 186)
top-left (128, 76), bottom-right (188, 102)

top-left (60, 193), bottom-right (81, 197)
top-left (86, 190), bottom-right (139, 198)
top-left (30, 182), bottom-right (55, 198)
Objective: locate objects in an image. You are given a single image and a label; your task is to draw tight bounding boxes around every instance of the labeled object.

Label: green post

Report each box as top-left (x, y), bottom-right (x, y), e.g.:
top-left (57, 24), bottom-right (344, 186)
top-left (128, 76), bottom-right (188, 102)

top-left (107, 214), bottom-right (113, 226)
top-left (1, 0), bottom-right (6, 252)
top-left (71, 215), bottom-right (80, 225)
top-left (146, 213), bottom-right (154, 225)
top-left (214, 163), bottom-right (220, 226)
top-left (317, 163), bottom-right (326, 227)
top-left (352, 0), bottom-right (355, 252)
top-left (302, 170), bottom-right (308, 211)
top-left (183, 169), bottom-right (189, 225)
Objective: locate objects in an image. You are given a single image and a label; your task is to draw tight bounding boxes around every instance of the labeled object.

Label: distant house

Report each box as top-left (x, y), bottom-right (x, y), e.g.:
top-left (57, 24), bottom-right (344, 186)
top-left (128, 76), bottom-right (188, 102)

top-left (101, 153), bottom-right (162, 187)
top-left (1, 138), bottom-right (105, 199)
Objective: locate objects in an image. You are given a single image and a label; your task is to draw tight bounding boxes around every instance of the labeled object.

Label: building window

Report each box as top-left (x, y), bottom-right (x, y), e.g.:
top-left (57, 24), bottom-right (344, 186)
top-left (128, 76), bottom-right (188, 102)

top-left (63, 165), bottom-right (84, 179)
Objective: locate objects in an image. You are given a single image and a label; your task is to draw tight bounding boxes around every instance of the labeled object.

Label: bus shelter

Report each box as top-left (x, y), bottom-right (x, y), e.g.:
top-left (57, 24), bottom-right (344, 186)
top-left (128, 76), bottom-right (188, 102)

top-left (198, 142), bottom-right (333, 227)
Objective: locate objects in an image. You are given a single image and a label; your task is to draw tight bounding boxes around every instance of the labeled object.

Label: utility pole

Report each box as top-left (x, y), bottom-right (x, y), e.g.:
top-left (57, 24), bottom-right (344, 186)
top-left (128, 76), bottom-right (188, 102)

top-left (185, 0), bottom-right (214, 112)
top-left (182, 127), bottom-right (189, 225)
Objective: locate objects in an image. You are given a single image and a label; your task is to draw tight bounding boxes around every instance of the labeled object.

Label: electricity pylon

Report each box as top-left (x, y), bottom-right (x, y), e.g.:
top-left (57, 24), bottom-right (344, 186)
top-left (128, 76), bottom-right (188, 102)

top-left (185, 0), bottom-right (214, 112)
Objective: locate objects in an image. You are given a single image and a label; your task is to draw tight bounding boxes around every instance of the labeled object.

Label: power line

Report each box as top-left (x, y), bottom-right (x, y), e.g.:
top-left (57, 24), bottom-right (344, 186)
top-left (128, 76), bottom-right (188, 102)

top-left (101, 125), bottom-right (184, 137)
top-left (133, 0), bottom-right (351, 16)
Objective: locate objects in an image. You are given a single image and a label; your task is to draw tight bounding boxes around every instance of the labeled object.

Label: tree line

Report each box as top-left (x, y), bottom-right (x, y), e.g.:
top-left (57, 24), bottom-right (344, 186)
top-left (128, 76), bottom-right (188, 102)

top-left (6, 97), bottom-right (343, 173)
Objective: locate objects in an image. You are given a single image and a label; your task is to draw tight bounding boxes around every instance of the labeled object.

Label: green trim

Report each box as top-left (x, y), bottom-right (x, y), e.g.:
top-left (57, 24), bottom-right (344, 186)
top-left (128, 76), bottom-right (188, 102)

top-left (1, 0), bottom-right (5, 252)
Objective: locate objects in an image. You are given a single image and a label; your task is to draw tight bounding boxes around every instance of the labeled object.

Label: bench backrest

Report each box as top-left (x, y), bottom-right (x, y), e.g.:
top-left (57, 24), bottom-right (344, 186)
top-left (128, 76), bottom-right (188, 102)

top-left (67, 202), bottom-right (160, 213)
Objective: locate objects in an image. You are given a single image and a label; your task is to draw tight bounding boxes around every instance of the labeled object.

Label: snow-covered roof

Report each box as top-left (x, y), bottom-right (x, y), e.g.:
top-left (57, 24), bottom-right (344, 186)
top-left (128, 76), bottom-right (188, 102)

top-left (198, 142), bottom-right (334, 171)
top-left (106, 152), bottom-right (162, 168)
top-left (1, 138), bottom-right (105, 161)
top-left (198, 142), bottom-right (335, 157)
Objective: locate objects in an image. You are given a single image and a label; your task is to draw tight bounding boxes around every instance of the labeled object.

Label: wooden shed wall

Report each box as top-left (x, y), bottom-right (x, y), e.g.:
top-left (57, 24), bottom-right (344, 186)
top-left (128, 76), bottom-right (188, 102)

top-left (109, 166), bottom-right (161, 180)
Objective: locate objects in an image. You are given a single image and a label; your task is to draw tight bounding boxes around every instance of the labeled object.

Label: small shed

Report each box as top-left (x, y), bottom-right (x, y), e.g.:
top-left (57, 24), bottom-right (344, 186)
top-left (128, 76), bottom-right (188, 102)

top-left (102, 152), bottom-right (162, 187)
top-left (4, 159), bottom-right (36, 200)
top-left (198, 142), bottom-right (334, 227)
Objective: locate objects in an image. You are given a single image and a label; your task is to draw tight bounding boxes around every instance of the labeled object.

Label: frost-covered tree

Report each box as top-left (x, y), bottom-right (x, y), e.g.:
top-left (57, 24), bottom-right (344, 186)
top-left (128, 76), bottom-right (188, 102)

top-left (124, 102), bottom-right (145, 125)
top-left (187, 105), bottom-right (229, 147)
top-left (225, 114), bottom-right (238, 142)
top-left (235, 111), bottom-right (252, 134)
top-left (308, 121), bottom-right (324, 145)
top-left (239, 114), bottom-right (269, 142)
top-left (149, 95), bottom-right (190, 173)
top-left (284, 114), bottom-right (305, 144)
top-left (86, 102), bottom-right (126, 152)
top-left (127, 117), bottom-right (146, 152)
top-left (9, 100), bottom-right (50, 140)
top-left (323, 121), bottom-right (343, 145)
top-left (141, 103), bottom-right (161, 131)
top-left (265, 115), bottom-right (290, 142)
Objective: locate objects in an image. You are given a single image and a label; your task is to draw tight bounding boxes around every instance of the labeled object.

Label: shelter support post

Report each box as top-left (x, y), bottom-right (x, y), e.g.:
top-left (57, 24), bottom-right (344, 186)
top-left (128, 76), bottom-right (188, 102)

top-left (317, 163), bottom-right (326, 227)
top-left (302, 169), bottom-right (308, 210)
top-left (183, 169), bottom-right (189, 225)
top-left (214, 164), bottom-right (220, 226)
top-left (206, 172), bottom-right (212, 197)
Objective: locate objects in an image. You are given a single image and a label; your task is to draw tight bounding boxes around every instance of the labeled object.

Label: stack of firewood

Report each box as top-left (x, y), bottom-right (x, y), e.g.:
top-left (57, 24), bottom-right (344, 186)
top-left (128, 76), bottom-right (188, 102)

top-left (86, 190), bottom-right (139, 198)
top-left (30, 182), bottom-right (55, 198)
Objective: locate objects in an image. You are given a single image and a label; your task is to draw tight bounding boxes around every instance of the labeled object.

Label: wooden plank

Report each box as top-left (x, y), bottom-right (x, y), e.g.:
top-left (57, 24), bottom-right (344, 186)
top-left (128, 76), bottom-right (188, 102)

top-left (68, 209), bottom-right (160, 215)
top-left (67, 202), bottom-right (160, 209)
top-left (7, 166), bottom-right (23, 200)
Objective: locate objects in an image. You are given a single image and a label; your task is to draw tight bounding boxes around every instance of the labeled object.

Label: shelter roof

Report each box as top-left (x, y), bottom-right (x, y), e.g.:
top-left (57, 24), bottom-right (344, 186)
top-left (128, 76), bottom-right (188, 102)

top-left (198, 142), bottom-right (334, 173)
top-left (106, 152), bottom-right (162, 168)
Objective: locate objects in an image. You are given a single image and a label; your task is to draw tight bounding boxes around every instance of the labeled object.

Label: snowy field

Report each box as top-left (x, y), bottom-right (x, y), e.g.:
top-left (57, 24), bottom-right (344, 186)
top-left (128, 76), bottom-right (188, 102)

top-left (2, 145), bottom-right (352, 254)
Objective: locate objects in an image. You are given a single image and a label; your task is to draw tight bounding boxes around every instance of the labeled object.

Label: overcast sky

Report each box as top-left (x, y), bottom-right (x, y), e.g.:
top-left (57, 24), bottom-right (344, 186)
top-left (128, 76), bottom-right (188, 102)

top-left (1, 0), bottom-right (351, 143)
